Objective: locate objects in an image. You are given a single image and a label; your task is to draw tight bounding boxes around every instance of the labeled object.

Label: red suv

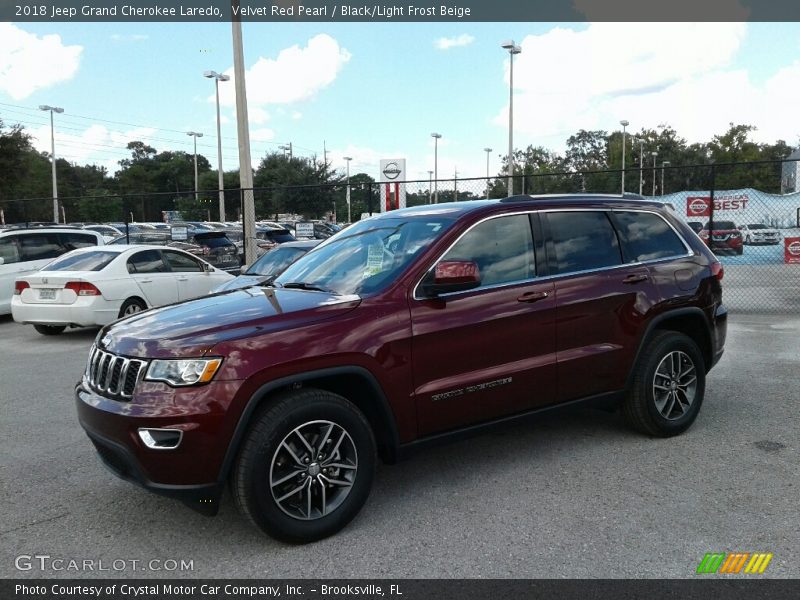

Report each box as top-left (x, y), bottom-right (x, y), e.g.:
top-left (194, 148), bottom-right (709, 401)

top-left (76, 196), bottom-right (727, 543)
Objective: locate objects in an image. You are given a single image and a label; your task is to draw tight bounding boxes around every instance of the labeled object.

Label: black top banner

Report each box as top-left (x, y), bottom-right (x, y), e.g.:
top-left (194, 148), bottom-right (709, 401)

top-left (4, 0), bottom-right (800, 22)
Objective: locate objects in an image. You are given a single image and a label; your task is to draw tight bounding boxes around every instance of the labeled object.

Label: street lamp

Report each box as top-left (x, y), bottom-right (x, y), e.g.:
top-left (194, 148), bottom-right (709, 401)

top-left (651, 151), bottom-right (658, 196)
top-left (620, 120), bottom-right (629, 195)
top-left (431, 132), bottom-right (442, 203)
top-left (501, 39), bottom-right (522, 196)
top-left (39, 105), bottom-right (64, 223)
top-left (484, 147), bottom-right (492, 199)
top-left (187, 131), bottom-right (204, 199)
top-left (638, 139), bottom-right (644, 195)
top-left (203, 70), bottom-right (230, 222)
top-left (428, 170), bottom-right (433, 204)
top-left (662, 160), bottom-right (670, 195)
top-left (343, 156), bottom-right (352, 223)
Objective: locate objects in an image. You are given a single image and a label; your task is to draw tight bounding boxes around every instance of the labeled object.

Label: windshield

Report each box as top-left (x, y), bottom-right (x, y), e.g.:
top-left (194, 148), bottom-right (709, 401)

top-left (46, 250), bottom-right (118, 272)
top-left (704, 221), bottom-right (736, 230)
top-left (275, 216), bottom-right (454, 296)
top-left (747, 224), bottom-right (767, 229)
top-left (246, 247), bottom-right (308, 276)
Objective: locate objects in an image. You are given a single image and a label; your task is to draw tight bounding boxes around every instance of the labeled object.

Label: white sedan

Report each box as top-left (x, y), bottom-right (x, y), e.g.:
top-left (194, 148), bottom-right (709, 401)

top-left (11, 245), bottom-right (233, 335)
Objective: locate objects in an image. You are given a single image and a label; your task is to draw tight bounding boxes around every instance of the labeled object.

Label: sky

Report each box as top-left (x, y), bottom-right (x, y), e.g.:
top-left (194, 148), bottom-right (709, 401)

top-left (1, 20), bottom-right (800, 184)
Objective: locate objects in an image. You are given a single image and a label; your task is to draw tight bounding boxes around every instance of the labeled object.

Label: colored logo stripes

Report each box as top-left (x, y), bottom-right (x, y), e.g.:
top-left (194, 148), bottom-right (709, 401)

top-left (697, 552), bottom-right (773, 574)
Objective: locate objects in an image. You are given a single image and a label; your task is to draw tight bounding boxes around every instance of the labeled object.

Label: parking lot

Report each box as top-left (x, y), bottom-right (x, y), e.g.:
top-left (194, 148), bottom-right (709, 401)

top-left (0, 311), bottom-right (798, 579)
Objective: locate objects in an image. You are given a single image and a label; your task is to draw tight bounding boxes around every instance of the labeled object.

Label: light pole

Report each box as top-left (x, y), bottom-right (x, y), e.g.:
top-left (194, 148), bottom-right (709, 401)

top-left (343, 156), bottom-right (352, 223)
top-left (662, 160), bottom-right (670, 195)
top-left (39, 105), bottom-right (63, 223)
top-left (203, 70), bottom-right (230, 222)
top-left (186, 132), bottom-right (203, 199)
top-left (428, 170), bottom-right (433, 204)
top-left (501, 39), bottom-right (522, 196)
top-left (454, 168), bottom-right (458, 202)
top-left (620, 119), bottom-right (629, 195)
top-left (638, 139), bottom-right (644, 195)
top-left (484, 147), bottom-right (492, 199)
top-left (651, 151), bottom-right (658, 196)
top-left (431, 132), bottom-right (442, 203)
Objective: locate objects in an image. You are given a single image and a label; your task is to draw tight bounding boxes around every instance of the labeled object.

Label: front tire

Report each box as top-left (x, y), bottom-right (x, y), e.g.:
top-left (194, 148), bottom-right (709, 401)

top-left (232, 388), bottom-right (376, 543)
top-left (622, 331), bottom-right (705, 437)
top-left (33, 324), bottom-right (66, 336)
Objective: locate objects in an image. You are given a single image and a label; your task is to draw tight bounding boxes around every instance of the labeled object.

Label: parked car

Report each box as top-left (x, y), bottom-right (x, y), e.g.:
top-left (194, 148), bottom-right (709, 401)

top-left (739, 223), bottom-right (781, 245)
top-left (211, 240), bottom-right (321, 293)
top-left (0, 228), bottom-right (105, 315)
top-left (687, 221), bottom-right (703, 234)
top-left (699, 220), bottom-right (743, 255)
top-left (190, 231), bottom-right (240, 273)
top-left (76, 195), bottom-right (726, 543)
top-left (12, 245), bottom-right (233, 335)
top-left (83, 224), bottom-right (124, 242)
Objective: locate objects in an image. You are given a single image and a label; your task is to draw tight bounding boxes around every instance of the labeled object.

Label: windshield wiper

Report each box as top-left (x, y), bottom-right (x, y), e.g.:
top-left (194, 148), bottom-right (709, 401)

top-left (280, 281), bottom-right (337, 294)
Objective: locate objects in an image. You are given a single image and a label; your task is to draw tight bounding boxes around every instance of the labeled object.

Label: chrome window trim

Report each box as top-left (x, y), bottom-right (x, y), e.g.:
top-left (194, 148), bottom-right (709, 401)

top-left (412, 207), bottom-right (695, 301)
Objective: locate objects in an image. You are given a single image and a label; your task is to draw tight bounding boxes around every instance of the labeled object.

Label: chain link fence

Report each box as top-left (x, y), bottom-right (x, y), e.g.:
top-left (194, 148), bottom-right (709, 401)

top-left (2, 159), bottom-right (799, 314)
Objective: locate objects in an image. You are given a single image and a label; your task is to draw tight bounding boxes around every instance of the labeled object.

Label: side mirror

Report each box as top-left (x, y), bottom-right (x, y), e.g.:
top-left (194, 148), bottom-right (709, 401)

top-left (421, 260), bottom-right (481, 297)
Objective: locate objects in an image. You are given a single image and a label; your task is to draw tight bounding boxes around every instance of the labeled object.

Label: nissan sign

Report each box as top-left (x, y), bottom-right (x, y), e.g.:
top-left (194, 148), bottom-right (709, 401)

top-left (687, 197), bottom-right (711, 217)
top-left (382, 162), bottom-right (402, 180)
top-left (785, 237), bottom-right (800, 264)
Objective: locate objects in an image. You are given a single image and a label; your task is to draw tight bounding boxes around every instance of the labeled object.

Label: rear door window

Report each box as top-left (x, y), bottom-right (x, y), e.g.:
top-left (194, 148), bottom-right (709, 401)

top-left (0, 237), bottom-right (21, 265)
top-left (611, 211), bottom-right (688, 262)
top-left (127, 250), bottom-right (168, 274)
top-left (545, 211), bottom-right (622, 275)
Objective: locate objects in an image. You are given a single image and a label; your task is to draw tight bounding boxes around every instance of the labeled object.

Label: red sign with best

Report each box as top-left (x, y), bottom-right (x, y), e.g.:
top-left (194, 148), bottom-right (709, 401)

top-left (785, 238), bottom-right (800, 264)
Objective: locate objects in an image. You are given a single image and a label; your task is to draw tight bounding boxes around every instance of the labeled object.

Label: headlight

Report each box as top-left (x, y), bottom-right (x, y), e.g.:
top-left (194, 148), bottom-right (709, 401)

top-left (145, 358), bottom-right (222, 386)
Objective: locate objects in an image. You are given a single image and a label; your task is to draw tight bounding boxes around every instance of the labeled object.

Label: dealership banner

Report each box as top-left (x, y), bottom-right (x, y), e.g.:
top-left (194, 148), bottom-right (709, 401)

top-left (785, 238), bottom-right (800, 264)
top-left (685, 193), bottom-right (750, 217)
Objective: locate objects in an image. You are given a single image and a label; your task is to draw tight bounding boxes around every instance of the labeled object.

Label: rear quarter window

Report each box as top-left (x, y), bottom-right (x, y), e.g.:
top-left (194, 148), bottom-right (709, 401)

top-left (612, 211), bottom-right (688, 262)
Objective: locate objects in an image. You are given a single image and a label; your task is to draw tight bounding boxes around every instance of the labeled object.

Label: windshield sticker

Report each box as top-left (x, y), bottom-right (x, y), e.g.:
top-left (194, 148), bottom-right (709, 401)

top-left (364, 243), bottom-right (385, 278)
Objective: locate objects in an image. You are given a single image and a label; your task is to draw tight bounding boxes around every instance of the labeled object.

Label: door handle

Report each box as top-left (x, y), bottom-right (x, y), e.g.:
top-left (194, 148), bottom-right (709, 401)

top-left (623, 274), bottom-right (649, 284)
top-left (177, 277), bottom-right (188, 281)
top-left (517, 291), bottom-right (549, 303)
top-left (139, 279), bottom-right (153, 283)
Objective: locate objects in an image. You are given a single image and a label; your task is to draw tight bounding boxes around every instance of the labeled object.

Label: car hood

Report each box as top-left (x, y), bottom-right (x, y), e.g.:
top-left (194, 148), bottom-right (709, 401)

top-left (99, 288), bottom-right (361, 358)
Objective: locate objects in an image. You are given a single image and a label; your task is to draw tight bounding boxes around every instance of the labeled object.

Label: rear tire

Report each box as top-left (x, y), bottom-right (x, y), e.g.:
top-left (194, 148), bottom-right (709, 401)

top-left (33, 324), bottom-right (66, 336)
top-left (735, 246), bottom-right (743, 255)
top-left (622, 331), bottom-right (705, 437)
top-left (232, 388), bottom-right (376, 543)
top-left (118, 298), bottom-right (146, 318)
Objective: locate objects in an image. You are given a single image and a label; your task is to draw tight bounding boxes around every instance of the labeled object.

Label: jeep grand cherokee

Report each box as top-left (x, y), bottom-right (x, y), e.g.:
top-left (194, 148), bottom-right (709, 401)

top-left (76, 195), bottom-right (727, 543)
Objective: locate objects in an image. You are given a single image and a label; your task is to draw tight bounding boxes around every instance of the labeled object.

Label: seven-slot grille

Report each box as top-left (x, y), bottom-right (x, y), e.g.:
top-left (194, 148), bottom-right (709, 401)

top-left (86, 345), bottom-right (147, 399)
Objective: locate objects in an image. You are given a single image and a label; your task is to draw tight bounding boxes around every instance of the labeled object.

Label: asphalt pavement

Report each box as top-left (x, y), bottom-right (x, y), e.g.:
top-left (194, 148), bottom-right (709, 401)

top-left (0, 312), bottom-right (797, 579)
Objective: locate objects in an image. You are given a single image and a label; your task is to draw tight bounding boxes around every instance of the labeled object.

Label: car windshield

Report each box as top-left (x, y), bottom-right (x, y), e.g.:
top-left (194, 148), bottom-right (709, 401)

top-left (274, 216), bottom-right (454, 296)
top-left (704, 221), bottom-right (736, 229)
top-left (245, 247), bottom-right (308, 276)
top-left (747, 224), bottom-right (767, 229)
top-left (45, 250), bottom-right (118, 272)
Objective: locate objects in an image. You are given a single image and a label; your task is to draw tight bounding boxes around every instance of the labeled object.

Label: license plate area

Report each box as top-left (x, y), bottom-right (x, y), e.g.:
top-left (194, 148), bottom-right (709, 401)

top-left (39, 288), bottom-right (57, 300)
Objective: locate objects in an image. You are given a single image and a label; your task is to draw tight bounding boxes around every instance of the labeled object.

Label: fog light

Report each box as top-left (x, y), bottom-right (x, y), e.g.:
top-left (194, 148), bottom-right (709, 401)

top-left (138, 428), bottom-right (183, 450)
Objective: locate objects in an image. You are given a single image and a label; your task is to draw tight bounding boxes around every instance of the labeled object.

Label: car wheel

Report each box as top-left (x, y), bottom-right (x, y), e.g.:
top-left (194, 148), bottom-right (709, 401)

top-left (118, 298), bottom-right (147, 318)
top-left (33, 324), bottom-right (66, 336)
top-left (232, 388), bottom-right (376, 543)
top-left (622, 331), bottom-right (705, 437)
top-left (745, 235), bottom-right (751, 245)
top-left (735, 246), bottom-right (743, 255)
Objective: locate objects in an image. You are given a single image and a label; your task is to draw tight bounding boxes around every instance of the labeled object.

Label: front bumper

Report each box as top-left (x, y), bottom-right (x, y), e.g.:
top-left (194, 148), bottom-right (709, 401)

top-left (75, 378), bottom-right (244, 515)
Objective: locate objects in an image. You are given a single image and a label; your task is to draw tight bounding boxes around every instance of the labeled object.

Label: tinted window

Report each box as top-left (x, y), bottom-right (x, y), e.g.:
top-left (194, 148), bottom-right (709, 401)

top-left (193, 235), bottom-right (235, 248)
top-left (163, 250), bottom-right (203, 272)
top-left (613, 211), bottom-right (687, 262)
top-left (703, 221), bottom-right (736, 230)
top-left (441, 215), bottom-right (535, 287)
top-left (18, 233), bottom-right (63, 261)
top-left (547, 211), bottom-right (621, 274)
top-left (46, 250), bottom-right (118, 272)
top-left (260, 230), bottom-right (297, 243)
top-left (0, 237), bottom-right (21, 264)
top-left (127, 250), bottom-right (167, 274)
top-left (59, 232), bottom-right (99, 250)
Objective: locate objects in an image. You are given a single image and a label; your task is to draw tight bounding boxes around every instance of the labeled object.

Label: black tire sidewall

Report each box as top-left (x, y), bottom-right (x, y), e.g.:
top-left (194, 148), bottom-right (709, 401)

top-left (119, 298), bottom-right (146, 318)
top-left (33, 324), bottom-right (66, 335)
top-left (241, 393), bottom-right (376, 543)
top-left (640, 334), bottom-right (705, 435)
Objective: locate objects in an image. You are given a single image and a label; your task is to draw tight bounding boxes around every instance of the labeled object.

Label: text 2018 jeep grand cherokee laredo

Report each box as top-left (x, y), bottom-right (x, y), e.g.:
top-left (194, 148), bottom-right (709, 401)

top-left (76, 195), bottom-right (727, 543)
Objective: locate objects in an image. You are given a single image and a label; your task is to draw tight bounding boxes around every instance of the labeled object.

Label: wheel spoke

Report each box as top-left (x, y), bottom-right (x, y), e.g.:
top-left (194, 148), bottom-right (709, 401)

top-left (654, 383), bottom-right (671, 391)
top-left (280, 442), bottom-right (305, 468)
top-left (322, 461), bottom-right (357, 470)
top-left (318, 475), bottom-right (327, 516)
top-left (276, 482), bottom-right (306, 504)
top-left (680, 375), bottom-right (697, 386)
top-left (305, 478), bottom-right (313, 519)
top-left (316, 423), bottom-right (334, 455)
top-left (329, 430), bottom-right (347, 458)
top-left (271, 469), bottom-right (305, 488)
top-left (662, 392), bottom-right (677, 418)
top-left (294, 429), bottom-right (315, 457)
top-left (319, 474), bottom-right (352, 488)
